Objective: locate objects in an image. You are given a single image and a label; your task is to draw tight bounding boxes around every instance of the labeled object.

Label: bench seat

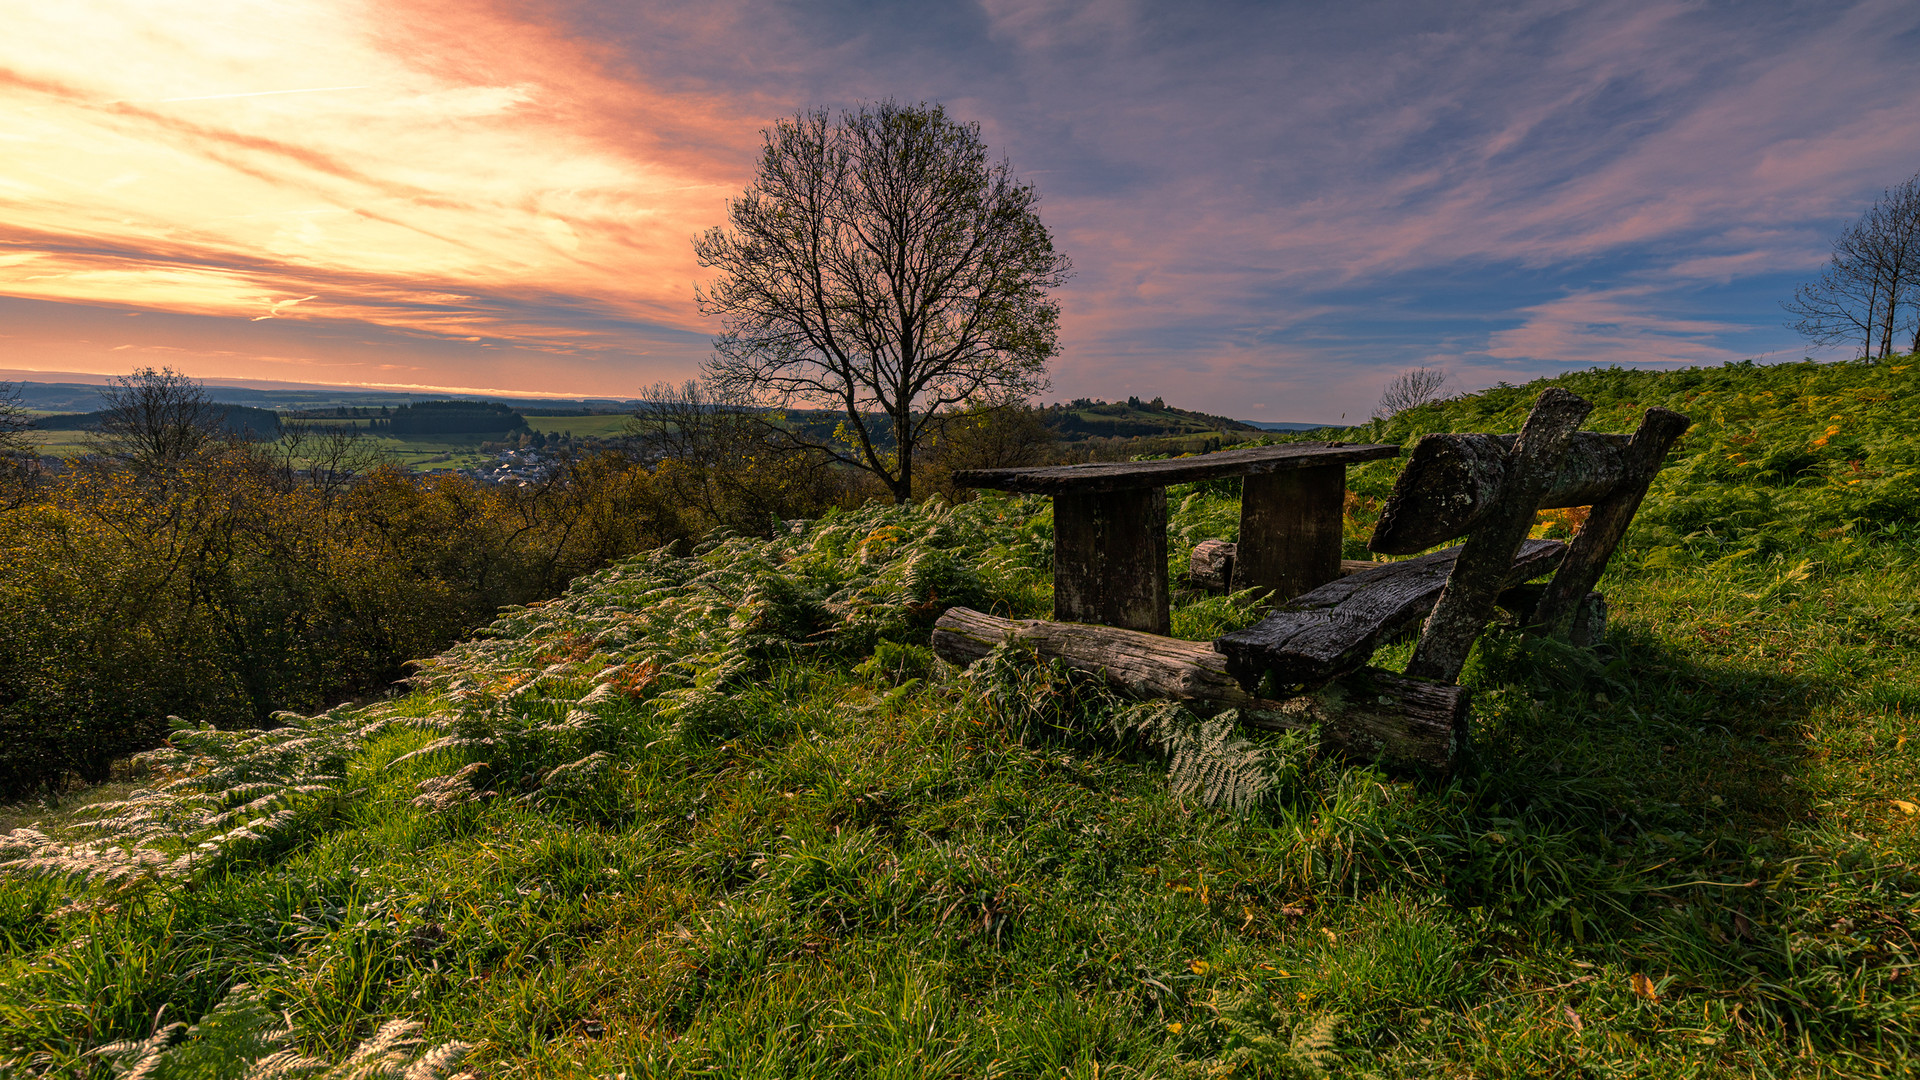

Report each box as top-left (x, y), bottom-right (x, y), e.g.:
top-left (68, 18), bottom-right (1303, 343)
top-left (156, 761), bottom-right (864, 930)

top-left (1214, 537), bottom-right (1567, 690)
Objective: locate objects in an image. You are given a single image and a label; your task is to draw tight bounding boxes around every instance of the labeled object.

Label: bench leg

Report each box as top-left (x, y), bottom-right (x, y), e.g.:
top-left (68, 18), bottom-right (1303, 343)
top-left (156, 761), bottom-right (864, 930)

top-left (1053, 489), bottom-right (1170, 634)
top-left (1531, 407), bottom-right (1690, 636)
top-left (1406, 388), bottom-right (1592, 683)
top-left (1234, 465), bottom-right (1345, 602)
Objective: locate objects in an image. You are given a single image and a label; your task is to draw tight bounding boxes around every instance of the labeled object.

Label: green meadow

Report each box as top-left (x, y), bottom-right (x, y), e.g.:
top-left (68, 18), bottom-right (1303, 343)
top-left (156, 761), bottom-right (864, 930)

top-left (6, 359), bottom-right (1920, 1077)
top-left (24, 422), bottom-right (495, 472)
top-left (23, 413), bottom-right (632, 472)
top-left (523, 414), bottom-right (637, 440)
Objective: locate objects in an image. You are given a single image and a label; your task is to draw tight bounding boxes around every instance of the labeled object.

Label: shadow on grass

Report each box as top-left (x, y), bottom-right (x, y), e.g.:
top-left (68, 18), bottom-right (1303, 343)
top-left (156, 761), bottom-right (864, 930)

top-left (1444, 621), bottom-right (1916, 1049)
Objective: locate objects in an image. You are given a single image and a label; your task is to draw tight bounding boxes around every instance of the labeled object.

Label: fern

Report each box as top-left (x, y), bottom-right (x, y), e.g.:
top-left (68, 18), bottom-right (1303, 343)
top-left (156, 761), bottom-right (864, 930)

top-left (967, 647), bottom-right (1280, 811)
top-left (1109, 701), bottom-right (1276, 812)
top-left (4, 497), bottom-right (1062, 893)
top-left (1214, 987), bottom-right (1347, 1078)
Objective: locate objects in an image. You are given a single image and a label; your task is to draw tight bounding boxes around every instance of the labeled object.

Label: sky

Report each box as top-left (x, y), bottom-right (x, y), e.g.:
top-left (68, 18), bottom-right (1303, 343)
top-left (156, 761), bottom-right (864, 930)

top-left (4, 0), bottom-right (1918, 421)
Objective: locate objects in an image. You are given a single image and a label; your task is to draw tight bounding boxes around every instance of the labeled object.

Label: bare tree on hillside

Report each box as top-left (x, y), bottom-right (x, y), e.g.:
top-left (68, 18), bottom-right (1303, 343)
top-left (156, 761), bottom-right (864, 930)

top-left (0, 381), bottom-right (39, 505)
top-left (694, 100), bottom-right (1071, 503)
top-left (92, 367), bottom-right (230, 469)
top-left (1377, 366), bottom-right (1451, 418)
top-left (1786, 174), bottom-right (1920, 360)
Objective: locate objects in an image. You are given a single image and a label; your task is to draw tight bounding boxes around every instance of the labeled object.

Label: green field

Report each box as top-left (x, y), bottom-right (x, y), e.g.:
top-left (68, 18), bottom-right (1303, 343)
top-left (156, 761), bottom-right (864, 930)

top-left (524, 413), bottom-right (634, 438)
top-left (25, 426), bottom-right (496, 472)
top-left (7, 359), bottom-right (1920, 1076)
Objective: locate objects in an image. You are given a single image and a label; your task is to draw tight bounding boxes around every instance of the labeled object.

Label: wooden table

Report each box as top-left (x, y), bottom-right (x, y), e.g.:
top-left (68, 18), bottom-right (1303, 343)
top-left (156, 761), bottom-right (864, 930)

top-left (954, 442), bottom-right (1400, 634)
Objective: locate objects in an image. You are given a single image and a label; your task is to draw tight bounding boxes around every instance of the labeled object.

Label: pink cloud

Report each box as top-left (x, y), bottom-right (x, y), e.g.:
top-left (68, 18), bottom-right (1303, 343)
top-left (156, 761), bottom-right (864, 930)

top-left (1484, 289), bottom-right (1753, 368)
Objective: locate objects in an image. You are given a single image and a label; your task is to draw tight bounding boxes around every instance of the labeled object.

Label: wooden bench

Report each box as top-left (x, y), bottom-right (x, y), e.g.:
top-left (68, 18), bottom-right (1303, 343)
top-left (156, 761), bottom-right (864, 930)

top-left (954, 441), bottom-right (1399, 634)
top-left (934, 389), bottom-right (1690, 773)
top-left (1219, 390), bottom-right (1689, 691)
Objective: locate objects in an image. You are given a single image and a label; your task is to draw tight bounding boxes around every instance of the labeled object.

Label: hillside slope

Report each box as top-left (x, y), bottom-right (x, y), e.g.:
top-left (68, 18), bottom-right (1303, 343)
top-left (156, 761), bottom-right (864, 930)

top-left (6, 359), bottom-right (1920, 1077)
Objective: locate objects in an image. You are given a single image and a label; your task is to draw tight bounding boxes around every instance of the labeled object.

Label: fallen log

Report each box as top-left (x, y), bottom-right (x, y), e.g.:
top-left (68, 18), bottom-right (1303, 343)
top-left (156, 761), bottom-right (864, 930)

top-left (934, 605), bottom-right (1294, 720)
top-left (1277, 666), bottom-right (1469, 771)
top-left (932, 606), bottom-right (1467, 771)
top-left (1188, 539), bottom-right (1237, 592)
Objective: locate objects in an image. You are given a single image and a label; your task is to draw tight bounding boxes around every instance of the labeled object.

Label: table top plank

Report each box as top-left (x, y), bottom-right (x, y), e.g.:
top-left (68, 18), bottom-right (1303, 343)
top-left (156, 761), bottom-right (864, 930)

top-left (953, 442), bottom-right (1400, 495)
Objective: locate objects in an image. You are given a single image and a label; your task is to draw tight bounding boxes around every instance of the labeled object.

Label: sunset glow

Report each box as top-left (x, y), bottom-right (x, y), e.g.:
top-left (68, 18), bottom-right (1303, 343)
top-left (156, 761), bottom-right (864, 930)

top-left (5, 0), bottom-right (1920, 416)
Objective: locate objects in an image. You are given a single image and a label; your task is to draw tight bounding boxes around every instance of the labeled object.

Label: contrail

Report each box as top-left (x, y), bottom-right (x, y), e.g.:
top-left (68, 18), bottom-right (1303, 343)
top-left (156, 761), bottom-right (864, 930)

top-left (156, 86), bottom-right (369, 103)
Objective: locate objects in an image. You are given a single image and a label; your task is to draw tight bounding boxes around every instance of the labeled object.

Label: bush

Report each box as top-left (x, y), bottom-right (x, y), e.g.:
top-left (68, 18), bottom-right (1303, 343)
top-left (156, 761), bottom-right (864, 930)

top-left (0, 442), bottom-right (691, 800)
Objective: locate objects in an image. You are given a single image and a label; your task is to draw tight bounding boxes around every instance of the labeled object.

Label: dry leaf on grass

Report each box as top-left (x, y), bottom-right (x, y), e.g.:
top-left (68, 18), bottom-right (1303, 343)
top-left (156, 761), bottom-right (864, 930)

top-left (1630, 972), bottom-right (1660, 1002)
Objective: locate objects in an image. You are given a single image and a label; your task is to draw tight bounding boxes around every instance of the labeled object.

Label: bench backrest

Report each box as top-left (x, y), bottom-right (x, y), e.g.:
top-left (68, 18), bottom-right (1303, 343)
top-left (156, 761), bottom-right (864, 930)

top-left (1382, 390), bottom-right (1689, 682)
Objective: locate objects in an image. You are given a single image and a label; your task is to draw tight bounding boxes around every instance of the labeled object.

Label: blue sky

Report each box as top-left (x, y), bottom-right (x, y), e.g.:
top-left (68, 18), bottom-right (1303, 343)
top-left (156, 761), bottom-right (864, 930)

top-left (4, 0), bottom-right (1917, 418)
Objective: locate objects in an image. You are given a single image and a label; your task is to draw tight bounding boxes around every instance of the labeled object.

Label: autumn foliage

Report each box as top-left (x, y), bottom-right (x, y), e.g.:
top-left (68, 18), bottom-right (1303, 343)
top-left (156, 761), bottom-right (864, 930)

top-left (0, 440), bottom-right (688, 798)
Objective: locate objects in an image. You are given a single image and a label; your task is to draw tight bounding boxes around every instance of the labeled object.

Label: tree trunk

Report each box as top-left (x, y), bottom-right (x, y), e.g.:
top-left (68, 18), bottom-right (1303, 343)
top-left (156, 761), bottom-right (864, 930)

top-left (894, 409), bottom-right (914, 503)
top-left (1884, 274), bottom-right (1901, 360)
top-left (932, 606), bottom-right (1467, 772)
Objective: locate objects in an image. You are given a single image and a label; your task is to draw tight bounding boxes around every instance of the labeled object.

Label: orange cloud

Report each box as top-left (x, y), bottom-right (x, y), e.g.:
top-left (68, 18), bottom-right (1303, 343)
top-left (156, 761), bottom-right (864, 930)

top-left (0, 0), bottom-right (756, 359)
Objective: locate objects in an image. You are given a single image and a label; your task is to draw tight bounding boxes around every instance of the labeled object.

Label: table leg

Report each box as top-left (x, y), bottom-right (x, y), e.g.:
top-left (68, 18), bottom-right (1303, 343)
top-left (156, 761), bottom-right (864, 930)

top-left (1053, 488), bottom-right (1169, 634)
top-left (1235, 465), bottom-right (1344, 603)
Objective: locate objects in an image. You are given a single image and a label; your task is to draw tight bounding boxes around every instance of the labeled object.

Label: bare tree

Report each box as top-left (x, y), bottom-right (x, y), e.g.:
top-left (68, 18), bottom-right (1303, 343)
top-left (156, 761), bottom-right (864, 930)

top-left (92, 367), bottom-right (230, 469)
top-left (0, 382), bottom-right (39, 505)
top-left (694, 101), bottom-right (1071, 503)
top-left (629, 380), bottom-right (853, 532)
top-left (1377, 367), bottom-right (1451, 418)
top-left (1786, 174), bottom-right (1920, 360)
top-left (265, 423), bottom-right (387, 498)
top-left (0, 382), bottom-right (30, 456)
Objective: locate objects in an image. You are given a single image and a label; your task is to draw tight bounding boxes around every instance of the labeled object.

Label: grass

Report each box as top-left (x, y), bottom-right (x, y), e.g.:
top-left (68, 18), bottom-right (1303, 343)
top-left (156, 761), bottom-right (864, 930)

top-left (22, 426), bottom-right (497, 471)
top-left (523, 415), bottom-right (634, 439)
top-left (7, 359), bottom-right (1920, 1077)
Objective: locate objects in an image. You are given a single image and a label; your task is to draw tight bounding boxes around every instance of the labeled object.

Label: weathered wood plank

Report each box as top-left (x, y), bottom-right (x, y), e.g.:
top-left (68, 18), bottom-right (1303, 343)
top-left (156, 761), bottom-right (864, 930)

top-left (1498, 583), bottom-right (1608, 647)
top-left (1370, 431), bottom-right (1632, 555)
top-left (1053, 488), bottom-right (1169, 634)
top-left (1213, 538), bottom-right (1567, 690)
top-left (1404, 388), bottom-right (1593, 683)
top-left (932, 607), bottom-right (1467, 771)
top-left (1235, 464), bottom-right (1345, 601)
top-left (954, 441), bottom-right (1399, 495)
top-left (1531, 407), bottom-right (1690, 636)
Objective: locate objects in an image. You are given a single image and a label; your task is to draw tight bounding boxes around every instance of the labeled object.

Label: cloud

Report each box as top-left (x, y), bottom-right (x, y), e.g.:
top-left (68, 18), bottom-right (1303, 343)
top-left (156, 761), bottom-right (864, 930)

top-left (1484, 289), bottom-right (1753, 368)
top-left (5, 0), bottom-right (1920, 414)
top-left (0, 0), bottom-right (751, 357)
